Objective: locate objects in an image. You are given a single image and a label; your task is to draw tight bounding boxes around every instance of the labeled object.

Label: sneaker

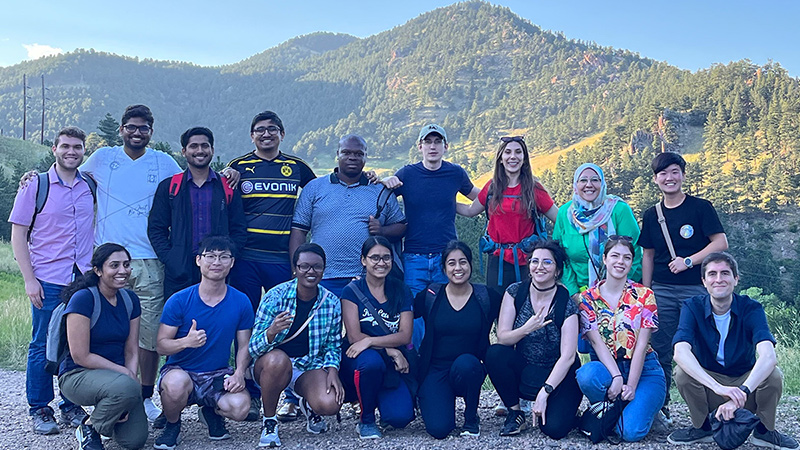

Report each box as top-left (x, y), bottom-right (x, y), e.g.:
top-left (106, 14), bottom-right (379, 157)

top-left (153, 420), bottom-right (182, 450)
top-left (143, 397), bottom-right (162, 422)
top-left (75, 417), bottom-right (105, 450)
top-left (259, 417), bottom-right (281, 447)
top-left (152, 412), bottom-right (167, 429)
top-left (751, 428), bottom-right (800, 450)
top-left (651, 409), bottom-right (672, 433)
top-left (357, 422), bottom-right (382, 439)
top-left (198, 406), bottom-right (231, 440)
top-left (276, 401), bottom-right (298, 422)
top-left (499, 409), bottom-right (527, 436)
top-left (299, 398), bottom-right (328, 434)
top-left (32, 406), bottom-right (60, 435)
top-left (60, 406), bottom-right (89, 427)
top-left (461, 416), bottom-right (480, 437)
top-left (494, 402), bottom-right (508, 416)
top-left (667, 427), bottom-right (714, 444)
top-left (246, 397), bottom-right (262, 422)
top-left (660, 406), bottom-right (674, 426)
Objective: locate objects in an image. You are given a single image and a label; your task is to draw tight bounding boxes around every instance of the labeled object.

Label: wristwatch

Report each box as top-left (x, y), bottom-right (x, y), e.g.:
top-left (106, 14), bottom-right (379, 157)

top-left (739, 385), bottom-right (751, 396)
top-left (684, 257), bottom-right (693, 268)
top-left (543, 383), bottom-right (554, 394)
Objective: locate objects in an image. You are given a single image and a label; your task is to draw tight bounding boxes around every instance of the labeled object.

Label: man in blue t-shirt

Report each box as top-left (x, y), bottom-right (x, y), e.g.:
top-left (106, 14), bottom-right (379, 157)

top-left (154, 236), bottom-right (255, 448)
top-left (379, 124), bottom-right (479, 348)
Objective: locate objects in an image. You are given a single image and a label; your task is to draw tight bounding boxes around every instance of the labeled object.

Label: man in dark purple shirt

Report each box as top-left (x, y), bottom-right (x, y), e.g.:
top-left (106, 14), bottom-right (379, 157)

top-left (147, 127), bottom-right (247, 300)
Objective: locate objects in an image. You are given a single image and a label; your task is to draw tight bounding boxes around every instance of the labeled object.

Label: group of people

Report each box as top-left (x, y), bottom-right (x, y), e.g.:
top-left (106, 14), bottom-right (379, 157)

top-left (9, 104), bottom-right (797, 450)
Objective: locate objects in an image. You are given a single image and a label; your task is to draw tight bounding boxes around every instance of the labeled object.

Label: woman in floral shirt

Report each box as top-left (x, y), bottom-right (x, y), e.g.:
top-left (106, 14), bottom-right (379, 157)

top-left (576, 236), bottom-right (666, 442)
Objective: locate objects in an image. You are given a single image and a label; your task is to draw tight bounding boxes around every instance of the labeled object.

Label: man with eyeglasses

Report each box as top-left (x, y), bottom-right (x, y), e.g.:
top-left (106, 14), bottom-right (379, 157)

top-left (154, 235), bottom-right (255, 449)
top-left (227, 111), bottom-right (316, 311)
top-left (148, 127), bottom-right (247, 301)
top-left (638, 152), bottom-right (728, 428)
top-left (376, 124), bottom-right (479, 348)
top-left (290, 134), bottom-right (406, 298)
top-left (77, 104), bottom-right (183, 426)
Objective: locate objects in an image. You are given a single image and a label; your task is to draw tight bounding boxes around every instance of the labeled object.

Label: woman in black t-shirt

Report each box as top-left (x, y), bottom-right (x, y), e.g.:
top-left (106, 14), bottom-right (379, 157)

top-left (415, 240), bottom-right (500, 439)
top-left (339, 236), bottom-right (415, 440)
top-left (485, 240), bottom-right (583, 439)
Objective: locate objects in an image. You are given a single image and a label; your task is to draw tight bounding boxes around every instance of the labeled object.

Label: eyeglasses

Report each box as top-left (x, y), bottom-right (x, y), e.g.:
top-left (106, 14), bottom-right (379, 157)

top-left (607, 235), bottom-right (633, 242)
top-left (201, 253), bottom-right (232, 263)
top-left (577, 176), bottom-right (602, 184)
top-left (530, 258), bottom-right (555, 267)
top-left (122, 124), bottom-right (152, 134)
top-left (500, 136), bottom-right (525, 143)
top-left (296, 263), bottom-right (324, 273)
top-left (366, 254), bottom-right (392, 264)
top-left (252, 126), bottom-right (281, 136)
top-left (338, 149), bottom-right (366, 159)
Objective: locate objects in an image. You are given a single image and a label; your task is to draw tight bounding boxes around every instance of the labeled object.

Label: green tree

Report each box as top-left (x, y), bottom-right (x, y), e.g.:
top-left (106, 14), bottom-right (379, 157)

top-left (97, 113), bottom-right (122, 146)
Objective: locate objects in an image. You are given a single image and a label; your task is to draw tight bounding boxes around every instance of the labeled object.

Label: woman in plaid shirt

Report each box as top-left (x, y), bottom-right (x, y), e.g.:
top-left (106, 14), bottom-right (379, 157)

top-left (249, 243), bottom-right (344, 447)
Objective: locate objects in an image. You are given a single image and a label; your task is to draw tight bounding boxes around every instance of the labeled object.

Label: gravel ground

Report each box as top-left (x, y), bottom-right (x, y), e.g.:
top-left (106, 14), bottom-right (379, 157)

top-left (2, 368), bottom-right (797, 450)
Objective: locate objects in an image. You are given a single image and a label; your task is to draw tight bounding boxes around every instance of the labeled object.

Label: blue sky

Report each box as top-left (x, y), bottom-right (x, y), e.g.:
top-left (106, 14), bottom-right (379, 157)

top-left (2, 0), bottom-right (798, 75)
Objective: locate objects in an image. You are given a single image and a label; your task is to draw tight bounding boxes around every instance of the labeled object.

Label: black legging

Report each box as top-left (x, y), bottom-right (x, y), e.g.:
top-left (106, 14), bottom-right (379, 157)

top-left (485, 344), bottom-right (582, 439)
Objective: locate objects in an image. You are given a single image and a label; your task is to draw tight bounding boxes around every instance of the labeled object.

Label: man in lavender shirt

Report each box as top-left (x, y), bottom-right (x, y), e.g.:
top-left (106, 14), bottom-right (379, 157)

top-left (9, 127), bottom-right (93, 435)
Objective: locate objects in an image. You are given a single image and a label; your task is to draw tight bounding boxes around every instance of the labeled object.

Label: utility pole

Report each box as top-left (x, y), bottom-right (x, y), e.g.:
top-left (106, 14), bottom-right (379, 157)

top-left (22, 74), bottom-right (27, 140)
top-left (40, 74), bottom-right (47, 144)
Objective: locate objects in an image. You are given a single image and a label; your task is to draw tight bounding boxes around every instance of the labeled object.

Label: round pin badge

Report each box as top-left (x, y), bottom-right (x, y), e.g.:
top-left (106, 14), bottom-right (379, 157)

top-left (680, 224), bottom-right (694, 239)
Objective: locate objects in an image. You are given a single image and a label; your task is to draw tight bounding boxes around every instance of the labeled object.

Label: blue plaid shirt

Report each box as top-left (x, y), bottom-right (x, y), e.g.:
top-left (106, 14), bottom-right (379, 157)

top-left (249, 279), bottom-right (342, 371)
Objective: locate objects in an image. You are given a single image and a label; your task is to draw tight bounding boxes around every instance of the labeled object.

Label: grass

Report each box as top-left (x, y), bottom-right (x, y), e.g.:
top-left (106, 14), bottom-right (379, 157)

top-left (0, 136), bottom-right (49, 174)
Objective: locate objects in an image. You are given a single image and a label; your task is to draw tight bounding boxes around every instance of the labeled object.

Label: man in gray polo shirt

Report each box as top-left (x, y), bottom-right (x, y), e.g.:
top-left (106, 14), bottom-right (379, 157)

top-left (289, 134), bottom-right (406, 298)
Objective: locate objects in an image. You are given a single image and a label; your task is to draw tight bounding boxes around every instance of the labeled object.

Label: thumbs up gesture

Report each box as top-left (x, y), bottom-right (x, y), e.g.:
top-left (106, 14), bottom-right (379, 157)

top-left (184, 319), bottom-right (207, 348)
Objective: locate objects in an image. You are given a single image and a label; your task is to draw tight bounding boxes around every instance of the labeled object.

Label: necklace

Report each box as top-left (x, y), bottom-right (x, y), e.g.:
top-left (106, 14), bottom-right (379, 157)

top-left (531, 282), bottom-right (556, 292)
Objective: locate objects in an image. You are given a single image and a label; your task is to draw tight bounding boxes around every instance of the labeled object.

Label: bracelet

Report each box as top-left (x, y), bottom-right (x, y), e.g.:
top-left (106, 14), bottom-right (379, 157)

top-left (612, 374), bottom-right (623, 380)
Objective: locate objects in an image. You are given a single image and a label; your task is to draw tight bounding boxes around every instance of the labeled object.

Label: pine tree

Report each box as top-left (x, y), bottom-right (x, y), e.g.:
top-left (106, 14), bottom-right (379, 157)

top-left (97, 113), bottom-right (122, 146)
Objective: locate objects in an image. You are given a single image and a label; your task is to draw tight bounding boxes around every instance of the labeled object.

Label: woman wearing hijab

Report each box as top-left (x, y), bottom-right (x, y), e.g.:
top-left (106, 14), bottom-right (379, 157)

top-left (552, 163), bottom-right (642, 300)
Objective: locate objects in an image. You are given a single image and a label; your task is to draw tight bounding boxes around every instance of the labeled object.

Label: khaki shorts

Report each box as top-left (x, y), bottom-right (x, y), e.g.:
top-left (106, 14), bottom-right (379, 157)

top-left (128, 258), bottom-right (165, 351)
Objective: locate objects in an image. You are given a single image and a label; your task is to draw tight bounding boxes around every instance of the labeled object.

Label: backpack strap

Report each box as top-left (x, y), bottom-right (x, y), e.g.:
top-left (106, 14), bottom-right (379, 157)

top-left (472, 284), bottom-right (491, 322)
top-left (424, 283), bottom-right (443, 318)
top-left (168, 172), bottom-right (185, 199)
top-left (88, 286), bottom-right (103, 329)
top-left (79, 172), bottom-right (98, 203)
top-left (220, 174), bottom-right (234, 204)
top-left (34, 172), bottom-right (49, 215)
top-left (348, 281), bottom-right (393, 336)
top-left (513, 280), bottom-right (531, 314)
top-left (88, 286), bottom-right (134, 327)
top-left (553, 287), bottom-right (569, 329)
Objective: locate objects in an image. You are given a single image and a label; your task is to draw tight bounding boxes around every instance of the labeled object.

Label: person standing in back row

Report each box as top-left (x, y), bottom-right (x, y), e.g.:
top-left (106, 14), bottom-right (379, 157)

top-left (638, 152), bottom-right (727, 426)
top-left (378, 124), bottom-right (479, 348)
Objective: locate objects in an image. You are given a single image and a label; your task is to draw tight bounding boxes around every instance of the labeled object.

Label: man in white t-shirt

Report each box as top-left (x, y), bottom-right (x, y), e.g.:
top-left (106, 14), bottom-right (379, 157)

top-left (79, 104), bottom-right (182, 426)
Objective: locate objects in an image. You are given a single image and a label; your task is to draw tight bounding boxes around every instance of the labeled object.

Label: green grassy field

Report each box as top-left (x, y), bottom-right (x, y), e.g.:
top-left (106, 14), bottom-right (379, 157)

top-left (0, 136), bottom-right (49, 174)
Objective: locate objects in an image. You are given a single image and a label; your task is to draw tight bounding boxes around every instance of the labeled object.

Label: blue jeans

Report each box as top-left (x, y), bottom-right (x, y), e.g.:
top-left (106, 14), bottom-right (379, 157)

top-left (228, 259), bottom-right (292, 312)
top-left (403, 253), bottom-right (447, 350)
top-left (320, 277), bottom-right (352, 299)
top-left (27, 280), bottom-right (76, 414)
top-left (576, 352), bottom-right (666, 442)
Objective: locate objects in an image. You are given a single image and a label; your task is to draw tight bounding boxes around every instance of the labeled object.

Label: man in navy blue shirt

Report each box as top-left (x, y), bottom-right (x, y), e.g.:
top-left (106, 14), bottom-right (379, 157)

top-left (379, 124), bottom-right (479, 348)
top-left (668, 252), bottom-right (797, 450)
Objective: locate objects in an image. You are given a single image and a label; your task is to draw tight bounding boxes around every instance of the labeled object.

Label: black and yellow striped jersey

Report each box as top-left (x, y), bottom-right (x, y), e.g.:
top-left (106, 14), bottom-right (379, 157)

top-left (228, 151), bottom-right (315, 263)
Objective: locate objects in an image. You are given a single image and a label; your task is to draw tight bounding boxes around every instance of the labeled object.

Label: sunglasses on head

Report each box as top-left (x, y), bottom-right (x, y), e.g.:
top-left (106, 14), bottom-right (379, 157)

top-left (500, 135), bottom-right (525, 143)
top-left (607, 235), bottom-right (633, 242)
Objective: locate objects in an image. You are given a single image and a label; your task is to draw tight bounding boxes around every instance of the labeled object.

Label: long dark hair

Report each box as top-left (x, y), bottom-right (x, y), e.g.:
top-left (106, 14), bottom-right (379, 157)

top-left (61, 243), bottom-right (131, 302)
top-left (489, 138), bottom-right (539, 218)
top-left (441, 240), bottom-right (473, 280)
top-left (361, 236), bottom-right (405, 318)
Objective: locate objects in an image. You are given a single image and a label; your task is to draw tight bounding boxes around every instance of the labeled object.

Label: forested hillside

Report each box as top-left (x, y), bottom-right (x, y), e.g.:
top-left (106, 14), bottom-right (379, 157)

top-left (1, 1), bottom-right (799, 302)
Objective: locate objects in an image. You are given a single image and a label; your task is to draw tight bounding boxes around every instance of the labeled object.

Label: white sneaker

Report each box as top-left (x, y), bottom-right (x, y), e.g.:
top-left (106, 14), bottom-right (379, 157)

top-left (494, 402), bottom-right (508, 416)
top-left (143, 397), bottom-right (163, 422)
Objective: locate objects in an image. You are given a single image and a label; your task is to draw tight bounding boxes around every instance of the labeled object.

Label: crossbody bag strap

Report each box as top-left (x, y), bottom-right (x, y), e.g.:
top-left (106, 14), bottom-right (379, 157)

top-left (655, 202), bottom-right (677, 260)
top-left (349, 282), bottom-right (393, 336)
top-left (281, 297), bottom-right (323, 345)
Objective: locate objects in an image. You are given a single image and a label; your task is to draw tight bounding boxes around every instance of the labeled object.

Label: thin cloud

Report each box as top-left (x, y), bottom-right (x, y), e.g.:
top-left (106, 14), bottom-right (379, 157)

top-left (22, 43), bottom-right (63, 60)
